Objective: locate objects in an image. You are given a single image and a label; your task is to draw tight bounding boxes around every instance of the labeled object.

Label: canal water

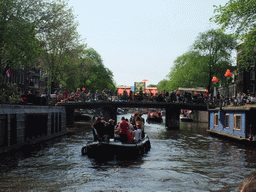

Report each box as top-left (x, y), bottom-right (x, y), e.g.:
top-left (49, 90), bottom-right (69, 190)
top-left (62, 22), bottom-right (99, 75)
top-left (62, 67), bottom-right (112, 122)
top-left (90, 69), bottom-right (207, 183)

top-left (1, 113), bottom-right (256, 192)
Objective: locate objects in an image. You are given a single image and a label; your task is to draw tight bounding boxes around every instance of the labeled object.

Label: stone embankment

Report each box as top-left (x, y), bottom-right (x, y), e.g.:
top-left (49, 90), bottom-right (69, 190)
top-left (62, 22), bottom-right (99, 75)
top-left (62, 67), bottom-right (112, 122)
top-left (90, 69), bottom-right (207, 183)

top-left (0, 104), bottom-right (66, 154)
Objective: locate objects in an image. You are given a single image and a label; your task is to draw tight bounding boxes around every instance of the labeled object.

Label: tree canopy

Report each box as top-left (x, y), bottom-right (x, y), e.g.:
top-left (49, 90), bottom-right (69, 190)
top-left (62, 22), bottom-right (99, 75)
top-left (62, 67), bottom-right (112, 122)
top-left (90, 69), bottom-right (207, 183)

top-left (158, 29), bottom-right (237, 93)
top-left (166, 51), bottom-right (209, 91)
top-left (0, 0), bottom-right (116, 102)
top-left (0, 0), bottom-right (45, 69)
top-left (211, 1), bottom-right (256, 70)
top-left (211, 0), bottom-right (256, 36)
top-left (193, 29), bottom-right (237, 91)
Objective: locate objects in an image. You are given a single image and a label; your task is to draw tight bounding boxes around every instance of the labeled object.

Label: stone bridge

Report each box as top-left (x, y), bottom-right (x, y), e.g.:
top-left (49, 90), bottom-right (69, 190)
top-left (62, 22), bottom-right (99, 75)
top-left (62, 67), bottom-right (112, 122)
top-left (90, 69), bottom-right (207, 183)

top-left (59, 101), bottom-right (210, 129)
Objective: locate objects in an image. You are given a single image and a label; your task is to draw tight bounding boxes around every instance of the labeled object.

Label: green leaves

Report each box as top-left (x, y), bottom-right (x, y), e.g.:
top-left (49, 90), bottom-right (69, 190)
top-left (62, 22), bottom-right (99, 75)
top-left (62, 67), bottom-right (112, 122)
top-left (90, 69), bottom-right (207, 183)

top-left (166, 51), bottom-right (209, 90)
top-left (237, 30), bottom-right (256, 70)
top-left (158, 29), bottom-right (237, 92)
top-left (0, 0), bottom-right (47, 68)
top-left (211, 0), bottom-right (256, 36)
top-left (0, 0), bottom-right (116, 94)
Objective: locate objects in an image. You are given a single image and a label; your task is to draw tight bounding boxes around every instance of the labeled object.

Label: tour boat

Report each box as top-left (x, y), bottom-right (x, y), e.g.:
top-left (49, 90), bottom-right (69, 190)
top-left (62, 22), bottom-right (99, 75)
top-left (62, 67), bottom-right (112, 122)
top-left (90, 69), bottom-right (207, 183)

top-left (81, 134), bottom-right (151, 157)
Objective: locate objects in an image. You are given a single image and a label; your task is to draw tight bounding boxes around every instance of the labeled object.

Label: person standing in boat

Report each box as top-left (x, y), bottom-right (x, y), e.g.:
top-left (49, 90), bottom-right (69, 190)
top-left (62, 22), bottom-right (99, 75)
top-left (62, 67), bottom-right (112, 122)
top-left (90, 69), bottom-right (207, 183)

top-left (94, 117), bottom-right (105, 140)
top-left (133, 125), bottom-right (142, 142)
top-left (119, 116), bottom-right (129, 143)
top-left (105, 119), bottom-right (115, 138)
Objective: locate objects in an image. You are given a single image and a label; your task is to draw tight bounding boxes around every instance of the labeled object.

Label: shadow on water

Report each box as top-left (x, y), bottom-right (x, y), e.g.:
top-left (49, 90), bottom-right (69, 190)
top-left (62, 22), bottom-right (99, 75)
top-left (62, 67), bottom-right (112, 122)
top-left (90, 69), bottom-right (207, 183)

top-left (0, 137), bottom-right (64, 174)
top-left (87, 155), bottom-right (145, 170)
top-left (157, 120), bottom-right (256, 168)
top-left (157, 122), bottom-right (209, 140)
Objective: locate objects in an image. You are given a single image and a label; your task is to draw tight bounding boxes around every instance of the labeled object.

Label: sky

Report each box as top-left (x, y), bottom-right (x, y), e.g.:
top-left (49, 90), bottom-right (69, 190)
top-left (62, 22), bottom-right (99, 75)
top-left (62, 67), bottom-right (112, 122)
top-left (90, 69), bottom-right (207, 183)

top-left (67, 0), bottom-right (229, 87)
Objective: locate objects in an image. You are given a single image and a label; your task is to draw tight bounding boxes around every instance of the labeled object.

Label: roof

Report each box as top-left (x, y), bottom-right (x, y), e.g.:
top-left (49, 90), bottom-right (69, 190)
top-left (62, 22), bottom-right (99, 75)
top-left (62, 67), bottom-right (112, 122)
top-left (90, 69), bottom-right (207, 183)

top-left (178, 87), bottom-right (207, 92)
top-left (209, 104), bottom-right (256, 111)
top-left (117, 85), bottom-right (132, 89)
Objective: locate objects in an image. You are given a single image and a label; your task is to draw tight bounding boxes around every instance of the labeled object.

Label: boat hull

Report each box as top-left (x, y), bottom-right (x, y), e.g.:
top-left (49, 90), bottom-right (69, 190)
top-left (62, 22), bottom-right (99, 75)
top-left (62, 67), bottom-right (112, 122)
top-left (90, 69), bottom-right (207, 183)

top-left (180, 117), bottom-right (193, 122)
top-left (82, 135), bottom-right (151, 157)
top-left (146, 117), bottom-right (163, 124)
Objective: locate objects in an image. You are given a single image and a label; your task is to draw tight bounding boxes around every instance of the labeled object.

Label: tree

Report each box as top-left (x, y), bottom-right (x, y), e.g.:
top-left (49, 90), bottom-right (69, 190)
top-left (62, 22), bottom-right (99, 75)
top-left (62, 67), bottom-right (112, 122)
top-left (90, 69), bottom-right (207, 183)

top-left (237, 30), bottom-right (256, 69)
top-left (211, 0), bottom-right (256, 36)
top-left (193, 29), bottom-right (237, 91)
top-left (147, 84), bottom-right (157, 87)
top-left (167, 51), bottom-right (209, 91)
top-left (38, 0), bottom-right (85, 93)
top-left (157, 79), bottom-right (170, 93)
top-left (0, 0), bottom-right (54, 69)
top-left (82, 48), bottom-right (116, 92)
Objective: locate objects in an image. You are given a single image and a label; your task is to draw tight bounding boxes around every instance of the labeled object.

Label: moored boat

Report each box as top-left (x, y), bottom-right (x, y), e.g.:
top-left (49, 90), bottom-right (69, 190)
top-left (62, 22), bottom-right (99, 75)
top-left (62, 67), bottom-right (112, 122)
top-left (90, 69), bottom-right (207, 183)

top-left (208, 106), bottom-right (256, 142)
top-left (180, 109), bottom-right (193, 122)
top-left (146, 111), bottom-right (163, 124)
top-left (81, 134), bottom-right (151, 157)
top-left (146, 116), bottom-right (163, 124)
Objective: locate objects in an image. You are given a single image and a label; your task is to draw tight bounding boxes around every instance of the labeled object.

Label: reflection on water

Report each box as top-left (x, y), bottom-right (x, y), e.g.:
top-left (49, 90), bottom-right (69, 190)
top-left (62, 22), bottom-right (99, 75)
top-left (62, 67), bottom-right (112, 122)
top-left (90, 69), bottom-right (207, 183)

top-left (0, 114), bottom-right (256, 191)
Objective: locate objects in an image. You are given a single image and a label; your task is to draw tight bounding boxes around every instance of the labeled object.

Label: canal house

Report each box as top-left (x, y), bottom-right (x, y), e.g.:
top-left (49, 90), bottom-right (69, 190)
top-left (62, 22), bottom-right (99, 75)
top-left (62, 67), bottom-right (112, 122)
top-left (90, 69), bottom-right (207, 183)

top-left (208, 106), bottom-right (256, 141)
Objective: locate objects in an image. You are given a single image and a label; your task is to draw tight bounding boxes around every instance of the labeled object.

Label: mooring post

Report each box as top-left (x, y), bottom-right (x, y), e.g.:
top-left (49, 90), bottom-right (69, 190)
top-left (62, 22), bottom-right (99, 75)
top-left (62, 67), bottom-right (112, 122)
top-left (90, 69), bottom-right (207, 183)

top-left (165, 107), bottom-right (180, 129)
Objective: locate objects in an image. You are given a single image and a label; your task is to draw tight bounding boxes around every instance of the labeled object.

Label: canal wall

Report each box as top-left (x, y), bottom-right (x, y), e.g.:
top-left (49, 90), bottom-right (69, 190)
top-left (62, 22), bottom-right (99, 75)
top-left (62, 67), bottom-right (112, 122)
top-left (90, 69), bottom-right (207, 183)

top-left (0, 104), bottom-right (67, 154)
top-left (191, 110), bottom-right (208, 123)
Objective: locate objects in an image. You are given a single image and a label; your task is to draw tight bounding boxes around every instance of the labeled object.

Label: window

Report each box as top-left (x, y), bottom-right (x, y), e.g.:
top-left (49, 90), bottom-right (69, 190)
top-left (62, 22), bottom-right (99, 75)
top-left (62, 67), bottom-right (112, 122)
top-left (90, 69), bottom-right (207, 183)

top-left (234, 115), bottom-right (242, 130)
top-left (214, 113), bottom-right (219, 126)
top-left (225, 114), bottom-right (230, 128)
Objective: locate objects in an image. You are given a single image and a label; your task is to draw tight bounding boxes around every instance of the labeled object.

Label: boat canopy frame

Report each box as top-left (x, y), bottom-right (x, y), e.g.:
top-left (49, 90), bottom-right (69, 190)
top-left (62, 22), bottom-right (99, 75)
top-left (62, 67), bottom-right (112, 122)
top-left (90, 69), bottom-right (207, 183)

top-left (177, 87), bottom-right (207, 93)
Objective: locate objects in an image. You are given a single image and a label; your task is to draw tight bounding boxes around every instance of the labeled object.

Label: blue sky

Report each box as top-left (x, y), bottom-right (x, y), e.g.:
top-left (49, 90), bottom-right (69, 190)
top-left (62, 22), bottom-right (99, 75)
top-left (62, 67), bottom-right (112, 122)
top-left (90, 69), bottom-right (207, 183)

top-left (67, 0), bottom-right (229, 86)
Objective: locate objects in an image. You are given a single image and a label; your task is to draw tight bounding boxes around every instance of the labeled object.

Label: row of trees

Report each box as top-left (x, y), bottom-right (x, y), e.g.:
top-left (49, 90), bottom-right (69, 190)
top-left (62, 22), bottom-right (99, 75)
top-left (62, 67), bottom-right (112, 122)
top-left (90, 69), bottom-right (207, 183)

top-left (158, 0), bottom-right (256, 93)
top-left (0, 0), bottom-right (116, 100)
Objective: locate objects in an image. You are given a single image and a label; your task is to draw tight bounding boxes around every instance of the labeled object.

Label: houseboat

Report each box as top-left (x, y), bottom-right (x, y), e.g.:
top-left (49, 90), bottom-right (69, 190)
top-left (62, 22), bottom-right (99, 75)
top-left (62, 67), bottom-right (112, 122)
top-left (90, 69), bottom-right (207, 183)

top-left (208, 106), bottom-right (256, 142)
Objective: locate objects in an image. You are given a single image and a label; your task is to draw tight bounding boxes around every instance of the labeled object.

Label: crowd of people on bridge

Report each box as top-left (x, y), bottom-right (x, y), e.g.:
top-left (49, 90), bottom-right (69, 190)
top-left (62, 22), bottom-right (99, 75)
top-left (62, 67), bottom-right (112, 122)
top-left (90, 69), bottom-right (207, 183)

top-left (21, 86), bottom-right (256, 108)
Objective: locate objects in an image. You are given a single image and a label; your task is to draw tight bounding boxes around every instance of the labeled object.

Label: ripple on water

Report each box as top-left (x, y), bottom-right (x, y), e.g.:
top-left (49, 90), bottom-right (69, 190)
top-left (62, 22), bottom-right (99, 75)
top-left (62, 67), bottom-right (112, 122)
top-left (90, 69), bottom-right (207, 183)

top-left (0, 114), bottom-right (255, 191)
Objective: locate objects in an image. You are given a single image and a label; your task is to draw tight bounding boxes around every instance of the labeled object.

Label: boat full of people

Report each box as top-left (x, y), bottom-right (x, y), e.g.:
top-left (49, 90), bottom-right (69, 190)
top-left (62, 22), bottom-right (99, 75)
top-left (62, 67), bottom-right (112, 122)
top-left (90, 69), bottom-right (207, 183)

top-left (81, 114), bottom-right (151, 157)
top-left (146, 111), bottom-right (163, 124)
top-left (180, 109), bottom-right (193, 122)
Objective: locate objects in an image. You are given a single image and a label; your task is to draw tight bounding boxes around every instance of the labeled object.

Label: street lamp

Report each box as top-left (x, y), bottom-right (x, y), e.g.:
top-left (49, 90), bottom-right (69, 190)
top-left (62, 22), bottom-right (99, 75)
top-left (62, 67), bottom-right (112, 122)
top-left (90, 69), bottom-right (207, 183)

top-left (212, 76), bottom-right (218, 97)
top-left (224, 69), bottom-right (232, 99)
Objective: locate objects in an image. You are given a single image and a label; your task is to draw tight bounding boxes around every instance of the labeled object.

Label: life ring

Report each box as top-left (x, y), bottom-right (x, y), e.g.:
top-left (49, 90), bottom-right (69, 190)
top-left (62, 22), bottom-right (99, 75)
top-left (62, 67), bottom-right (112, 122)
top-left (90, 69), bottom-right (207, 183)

top-left (81, 146), bottom-right (87, 155)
